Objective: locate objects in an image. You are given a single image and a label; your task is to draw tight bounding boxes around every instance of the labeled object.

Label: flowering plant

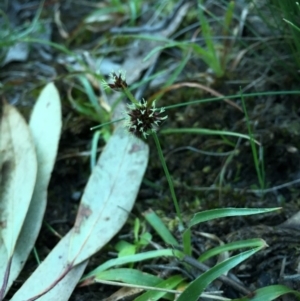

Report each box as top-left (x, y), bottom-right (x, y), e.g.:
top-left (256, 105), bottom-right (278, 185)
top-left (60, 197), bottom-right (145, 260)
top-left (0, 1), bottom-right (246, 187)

top-left (103, 71), bottom-right (167, 139)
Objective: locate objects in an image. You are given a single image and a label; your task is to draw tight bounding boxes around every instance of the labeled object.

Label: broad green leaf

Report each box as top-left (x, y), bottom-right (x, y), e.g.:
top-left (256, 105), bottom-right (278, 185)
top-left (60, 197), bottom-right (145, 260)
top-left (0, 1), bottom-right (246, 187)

top-left (0, 103), bottom-right (37, 258)
top-left (1, 83), bottom-right (62, 296)
top-left (189, 207), bottom-right (281, 228)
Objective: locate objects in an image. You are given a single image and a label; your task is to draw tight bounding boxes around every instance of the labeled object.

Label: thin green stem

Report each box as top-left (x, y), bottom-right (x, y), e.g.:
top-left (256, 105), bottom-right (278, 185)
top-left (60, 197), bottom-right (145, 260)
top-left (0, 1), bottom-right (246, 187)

top-left (90, 118), bottom-right (125, 131)
top-left (152, 132), bottom-right (183, 230)
top-left (122, 86), bottom-right (139, 105)
top-left (33, 247), bottom-right (41, 265)
top-left (241, 95), bottom-right (265, 190)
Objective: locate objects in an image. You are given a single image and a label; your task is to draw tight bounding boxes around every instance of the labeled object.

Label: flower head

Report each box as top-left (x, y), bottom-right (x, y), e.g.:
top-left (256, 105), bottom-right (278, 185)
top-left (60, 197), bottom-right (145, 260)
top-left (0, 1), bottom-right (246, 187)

top-left (125, 99), bottom-right (167, 139)
top-left (102, 71), bottom-right (127, 91)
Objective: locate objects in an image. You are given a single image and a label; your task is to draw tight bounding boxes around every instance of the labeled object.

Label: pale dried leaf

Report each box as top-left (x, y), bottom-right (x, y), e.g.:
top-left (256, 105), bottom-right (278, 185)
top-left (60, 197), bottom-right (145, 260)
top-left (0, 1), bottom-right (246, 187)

top-left (11, 127), bottom-right (149, 300)
top-left (2, 83), bottom-right (62, 296)
top-left (0, 103), bottom-right (37, 255)
top-left (10, 232), bottom-right (88, 301)
top-left (281, 211), bottom-right (300, 229)
top-left (70, 126), bottom-right (149, 264)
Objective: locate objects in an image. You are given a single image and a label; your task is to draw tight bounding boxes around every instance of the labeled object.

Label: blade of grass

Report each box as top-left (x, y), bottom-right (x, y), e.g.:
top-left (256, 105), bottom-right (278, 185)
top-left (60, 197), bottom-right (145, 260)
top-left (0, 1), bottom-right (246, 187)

top-left (198, 238), bottom-right (265, 263)
top-left (198, 0), bottom-right (222, 76)
top-left (77, 75), bottom-right (106, 121)
top-left (82, 249), bottom-right (184, 280)
top-left (189, 207), bottom-right (281, 228)
top-left (135, 275), bottom-right (184, 301)
top-left (220, 1), bottom-right (235, 71)
top-left (152, 132), bottom-right (183, 230)
top-left (232, 284), bottom-right (300, 301)
top-left (163, 90), bottom-right (300, 110)
top-left (241, 94), bottom-right (265, 190)
top-left (177, 244), bottom-right (266, 301)
top-left (143, 209), bottom-right (179, 246)
top-left (94, 268), bottom-right (161, 286)
top-left (161, 128), bottom-right (260, 145)
top-left (283, 18), bottom-right (300, 32)
top-left (182, 229), bottom-right (192, 256)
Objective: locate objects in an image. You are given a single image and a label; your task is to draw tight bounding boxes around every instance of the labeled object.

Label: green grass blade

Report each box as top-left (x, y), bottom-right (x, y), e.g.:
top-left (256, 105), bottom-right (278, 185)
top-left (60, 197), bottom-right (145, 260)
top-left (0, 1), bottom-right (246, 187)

top-left (232, 284), bottom-right (300, 301)
top-left (82, 249), bottom-right (184, 279)
top-left (135, 275), bottom-right (184, 301)
top-left (198, 0), bottom-right (222, 75)
top-left (143, 209), bottom-right (179, 246)
top-left (182, 229), bottom-right (192, 256)
top-left (152, 133), bottom-right (183, 229)
top-left (198, 2), bottom-right (216, 53)
top-left (283, 18), bottom-right (300, 33)
top-left (198, 238), bottom-right (265, 263)
top-left (177, 245), bottom-right (266, 301)
top-left (223, 1), bottom-right (235, 33)
top-left (95, 268), bottom-right (161, 286)
top-left (161, 128), bottom-right (260, 144)
top-left (189, 207), bottom-right (281, 228)
top-left (90, 118), bottom-right (124, 131)
top-left (164, 91), bottom-right (300, 110)
top-left (241, 95), bottom-right (265, 190)
top-left (77, 75), bottom-right (105, 120)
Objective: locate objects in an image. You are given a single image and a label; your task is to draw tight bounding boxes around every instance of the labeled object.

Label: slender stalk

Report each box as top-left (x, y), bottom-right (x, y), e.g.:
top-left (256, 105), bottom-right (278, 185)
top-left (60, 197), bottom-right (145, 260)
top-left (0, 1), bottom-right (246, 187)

top-left (152, 132), bottom-right (183, 230)
top-left (117, 74), bottom-right (183, 227)
top-left (33, 247), bottom-right (41, 265)
top-left (122, 86), bottom-right (139, 105)
top-left (241, 96), bottom-right (265, 190)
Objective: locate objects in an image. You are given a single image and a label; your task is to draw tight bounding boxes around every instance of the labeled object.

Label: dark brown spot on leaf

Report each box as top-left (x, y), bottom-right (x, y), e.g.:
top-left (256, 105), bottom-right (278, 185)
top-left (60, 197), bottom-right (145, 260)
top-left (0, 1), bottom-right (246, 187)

top-left (129, 143), bottom-right (142, 154)
top-left (0, 220), bottom-right (7, 228)
top-left (74, 204), bottom-right (92, 233)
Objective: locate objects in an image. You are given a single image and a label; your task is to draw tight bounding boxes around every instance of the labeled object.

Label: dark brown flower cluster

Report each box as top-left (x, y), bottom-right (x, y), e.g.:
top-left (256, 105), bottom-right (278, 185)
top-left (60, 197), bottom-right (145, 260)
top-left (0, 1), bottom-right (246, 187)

top-left (106, 71), bottom-right (127, 91)
top-left (125, 99), bottom-right (167, 139)
top-left (102, 70), bottom-right (167, 139)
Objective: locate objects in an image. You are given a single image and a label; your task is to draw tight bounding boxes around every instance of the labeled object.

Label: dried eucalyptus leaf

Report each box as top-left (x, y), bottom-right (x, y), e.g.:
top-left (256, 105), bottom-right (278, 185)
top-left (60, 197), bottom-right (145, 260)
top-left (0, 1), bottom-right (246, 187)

top-left (0, 102), bottom-right (37, 256)
top-left (11, 127), bottom-right (149, 300)
top-left (2, 83), bottom-right (62, 296)
top-left (0, 102), bottom-right (37, 297)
